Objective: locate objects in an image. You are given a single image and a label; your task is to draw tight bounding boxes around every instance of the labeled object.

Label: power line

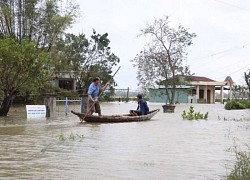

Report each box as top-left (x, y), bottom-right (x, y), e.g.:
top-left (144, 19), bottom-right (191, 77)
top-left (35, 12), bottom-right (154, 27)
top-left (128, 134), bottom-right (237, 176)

top-left (213, 0), bottom-right (250, 11)
top-left (215, 63), bottom-right (250, 80)
top-left (228, 63), bottom-right (250, 75)
top-left (188, 42), bottom-right (250, 62)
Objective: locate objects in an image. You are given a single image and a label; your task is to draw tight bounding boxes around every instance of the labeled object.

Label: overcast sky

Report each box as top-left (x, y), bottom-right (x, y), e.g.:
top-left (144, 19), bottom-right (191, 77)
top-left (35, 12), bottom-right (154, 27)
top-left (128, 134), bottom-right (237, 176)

top-left (67, 0), bottom-right (250, 91)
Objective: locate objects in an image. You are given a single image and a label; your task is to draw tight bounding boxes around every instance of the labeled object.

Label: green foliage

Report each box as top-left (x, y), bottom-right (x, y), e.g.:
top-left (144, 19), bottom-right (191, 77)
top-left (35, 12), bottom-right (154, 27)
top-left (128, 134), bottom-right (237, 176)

top-left (56, 132), bottom-right (84, 142)
top-left (57, 133), bottom-right (66, 141)
top-left (69, 132), bottom-right (75, 140)
top-left (0, 0), bottom-right (78, 46)
top-left (225, 100), bottom-right (249, 110)
top-left (0, 0), bottom-right (78, 116)
top-left (182, 106), bottom-right (208, 120)
top-left (0, 38), bottom-right (50, 93)
top-left (54, 32), bottom-right (120, 94)
top-left (57, 91), bottom-right (78, 99)
top-left (231, 85), bottom-right (248, 99)
top-left (227, 146), bottom-right (250, 180)
top-left (244, 69), bottom-right (250, 100)
top-left (242, 100), bottom-right (250, 108)
top-left (100, 90), bottom-right (114, 102)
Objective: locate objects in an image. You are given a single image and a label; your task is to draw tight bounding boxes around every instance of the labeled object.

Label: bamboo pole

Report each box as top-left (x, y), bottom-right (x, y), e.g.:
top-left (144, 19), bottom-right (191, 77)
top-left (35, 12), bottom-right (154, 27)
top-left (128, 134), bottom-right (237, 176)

top-left (80, 66), bottom-right (121, 123)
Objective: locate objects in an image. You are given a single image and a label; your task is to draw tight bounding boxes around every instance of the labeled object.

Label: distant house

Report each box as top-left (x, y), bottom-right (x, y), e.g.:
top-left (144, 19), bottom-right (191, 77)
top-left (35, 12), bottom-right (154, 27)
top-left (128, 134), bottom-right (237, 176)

top-left (52, 71), bottom-right (76, 91)
top-left (149, 85), bottom-right (194, 103)
top-left (149, 76), bottom-right (234, 104)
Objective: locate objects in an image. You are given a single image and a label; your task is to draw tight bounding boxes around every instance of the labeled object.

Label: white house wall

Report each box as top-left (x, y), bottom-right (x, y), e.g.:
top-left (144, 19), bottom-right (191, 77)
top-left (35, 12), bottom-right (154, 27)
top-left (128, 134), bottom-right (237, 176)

top-left (195, 85), bottom-right (215, 103)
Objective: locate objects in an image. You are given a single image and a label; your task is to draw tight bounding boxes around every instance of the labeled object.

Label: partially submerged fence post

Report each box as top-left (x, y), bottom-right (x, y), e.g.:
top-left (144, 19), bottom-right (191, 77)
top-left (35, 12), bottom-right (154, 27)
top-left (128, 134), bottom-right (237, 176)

top-left (44, 93), bottom-right (57, 117)
top-left (79, 94), bottom-right (89, 113)
top-left (65, 97), bottom-right (68, 116)
top-left (126, 87), bottom-right (129, 102)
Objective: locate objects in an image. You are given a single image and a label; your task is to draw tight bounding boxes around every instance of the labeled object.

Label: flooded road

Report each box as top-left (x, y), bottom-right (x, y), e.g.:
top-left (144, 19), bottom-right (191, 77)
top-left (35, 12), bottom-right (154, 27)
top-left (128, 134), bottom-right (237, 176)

top-left (0, 102), bottom-right (250, 179)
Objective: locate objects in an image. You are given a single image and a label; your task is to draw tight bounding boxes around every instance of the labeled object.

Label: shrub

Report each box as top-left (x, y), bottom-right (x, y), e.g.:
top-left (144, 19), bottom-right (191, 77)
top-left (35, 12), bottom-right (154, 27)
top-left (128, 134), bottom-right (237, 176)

top-left (182, 106), bottom-right (208, 120)
top-left (225, 100), bottom-right (247, 110)
top-left (241, 100), bottom-right (250, 108)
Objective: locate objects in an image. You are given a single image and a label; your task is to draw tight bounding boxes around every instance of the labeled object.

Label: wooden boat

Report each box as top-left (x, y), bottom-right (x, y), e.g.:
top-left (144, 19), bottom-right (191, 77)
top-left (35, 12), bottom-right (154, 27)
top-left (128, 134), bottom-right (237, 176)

top-left (71, 109), bottom-right (160, 123)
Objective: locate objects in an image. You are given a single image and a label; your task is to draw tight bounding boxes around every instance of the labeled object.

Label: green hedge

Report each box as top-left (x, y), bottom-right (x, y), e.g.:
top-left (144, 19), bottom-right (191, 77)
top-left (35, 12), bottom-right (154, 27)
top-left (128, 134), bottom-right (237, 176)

top-left (225, 100), bottom-right (250, 110)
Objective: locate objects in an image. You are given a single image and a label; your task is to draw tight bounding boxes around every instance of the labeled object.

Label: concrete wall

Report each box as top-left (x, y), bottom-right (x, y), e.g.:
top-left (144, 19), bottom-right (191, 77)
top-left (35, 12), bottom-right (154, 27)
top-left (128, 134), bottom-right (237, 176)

top-left (149, 88), bottom-right (189, 103)
top-left (149, 85), bottom-right (216, 104)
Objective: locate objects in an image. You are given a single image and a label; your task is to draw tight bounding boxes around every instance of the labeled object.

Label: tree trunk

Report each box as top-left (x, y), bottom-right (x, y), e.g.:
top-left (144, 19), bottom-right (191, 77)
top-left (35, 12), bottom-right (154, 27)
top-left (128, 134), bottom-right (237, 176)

top-left (0, 95), bottom-right (14, 116)
top-left (248, 87), bottom-right (250, 100)
top-left (165, 87), bottom-right (171, 104)
top-left (170, 85), bottom-right (176, 104)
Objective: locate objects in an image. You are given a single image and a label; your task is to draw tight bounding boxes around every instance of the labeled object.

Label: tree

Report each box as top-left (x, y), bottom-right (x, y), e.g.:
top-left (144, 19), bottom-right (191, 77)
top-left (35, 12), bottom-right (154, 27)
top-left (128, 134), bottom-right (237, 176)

top-left (0, 38), bottom-right (49, 115)
top-left (0, 0), bottom-right (78, 116)
top-left (231, 85), bottom-right (247, 99)
top-left (0, 0), bottom-right (78, 46)
top-left (54, 31), bottom-right (120, 93)
top-left (132, 16), bottom-right (196, 104)
top-left (244, 70), bottom-right (250, 100)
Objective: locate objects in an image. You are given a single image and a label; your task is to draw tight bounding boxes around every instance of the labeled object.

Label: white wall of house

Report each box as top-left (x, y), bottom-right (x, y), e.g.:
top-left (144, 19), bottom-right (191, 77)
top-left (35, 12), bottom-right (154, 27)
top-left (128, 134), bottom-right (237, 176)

top-left (190, 81), bottom-right (225, 104)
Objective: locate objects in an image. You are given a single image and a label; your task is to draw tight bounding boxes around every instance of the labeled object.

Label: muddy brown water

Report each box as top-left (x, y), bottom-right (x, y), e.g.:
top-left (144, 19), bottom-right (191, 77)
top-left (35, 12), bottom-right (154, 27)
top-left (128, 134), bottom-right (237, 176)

top-left (0, 102), bottom-right (250, 179)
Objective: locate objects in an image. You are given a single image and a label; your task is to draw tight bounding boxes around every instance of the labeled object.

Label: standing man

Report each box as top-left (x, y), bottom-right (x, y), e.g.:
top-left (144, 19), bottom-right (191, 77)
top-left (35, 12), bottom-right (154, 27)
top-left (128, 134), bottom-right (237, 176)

top-left (130, 94), bottom-right (149, 116)
top-left (87, 77), bottom-right (110, 116)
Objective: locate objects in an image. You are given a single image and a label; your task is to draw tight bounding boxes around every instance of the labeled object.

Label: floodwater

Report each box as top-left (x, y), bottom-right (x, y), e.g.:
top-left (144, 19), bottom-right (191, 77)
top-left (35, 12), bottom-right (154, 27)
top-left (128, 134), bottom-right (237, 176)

top-left (0, 102), bottom-right (250, 180)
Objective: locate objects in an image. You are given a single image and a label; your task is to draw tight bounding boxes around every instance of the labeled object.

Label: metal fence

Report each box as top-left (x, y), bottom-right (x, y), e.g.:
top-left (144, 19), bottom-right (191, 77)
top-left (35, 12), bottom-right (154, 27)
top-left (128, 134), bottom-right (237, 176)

top-left (56, 97), bottom-right (82, 116)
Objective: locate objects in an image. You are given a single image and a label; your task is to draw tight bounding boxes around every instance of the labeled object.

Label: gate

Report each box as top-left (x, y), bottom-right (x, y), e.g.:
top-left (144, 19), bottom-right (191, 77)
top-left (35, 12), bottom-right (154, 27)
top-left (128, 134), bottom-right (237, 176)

top-left (56, 97), bottom-right (82, 116)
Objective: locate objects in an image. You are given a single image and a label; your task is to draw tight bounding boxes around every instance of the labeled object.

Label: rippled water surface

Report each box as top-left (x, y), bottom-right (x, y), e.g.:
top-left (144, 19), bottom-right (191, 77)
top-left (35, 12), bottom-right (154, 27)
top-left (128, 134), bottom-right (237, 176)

top-left (0, 102), bottom-right (250, 179)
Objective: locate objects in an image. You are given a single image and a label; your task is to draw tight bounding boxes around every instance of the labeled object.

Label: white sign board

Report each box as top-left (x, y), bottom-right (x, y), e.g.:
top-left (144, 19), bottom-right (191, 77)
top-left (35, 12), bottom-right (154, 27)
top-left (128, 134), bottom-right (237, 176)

top-left (26, 105), bottom-right (46, 118)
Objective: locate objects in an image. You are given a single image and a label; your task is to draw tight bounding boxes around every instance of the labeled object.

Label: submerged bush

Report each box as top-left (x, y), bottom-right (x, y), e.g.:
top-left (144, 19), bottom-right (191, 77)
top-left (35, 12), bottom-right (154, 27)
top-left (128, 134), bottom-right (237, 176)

top-left (182, 106), bottom-right (208, 120)
top-left (241, 100), bottom-right (250, 108)
top-left (227, 147), bottom-right (250, 179)
top-left (56, 132), bottom-right (84, 142)
top-left (225, 100), bottom-right (249, 110)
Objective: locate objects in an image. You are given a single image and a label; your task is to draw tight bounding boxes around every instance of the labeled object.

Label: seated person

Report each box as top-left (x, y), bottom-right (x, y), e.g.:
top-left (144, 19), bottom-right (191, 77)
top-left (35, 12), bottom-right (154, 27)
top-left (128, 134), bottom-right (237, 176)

top-left (130, 94), bottom-right (149, 116)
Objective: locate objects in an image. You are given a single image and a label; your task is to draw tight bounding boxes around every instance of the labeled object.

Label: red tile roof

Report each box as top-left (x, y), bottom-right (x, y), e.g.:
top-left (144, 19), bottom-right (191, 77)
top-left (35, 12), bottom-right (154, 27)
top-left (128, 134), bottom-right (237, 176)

top-left (224, 76), bottom-right (234, 86)
top-left (189, 76), bottom-right (216, 82)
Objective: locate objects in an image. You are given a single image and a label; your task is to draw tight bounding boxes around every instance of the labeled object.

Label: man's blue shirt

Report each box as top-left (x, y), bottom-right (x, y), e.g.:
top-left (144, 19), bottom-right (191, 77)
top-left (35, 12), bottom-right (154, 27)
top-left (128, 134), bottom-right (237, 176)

top-left (137, 99), bottom-right (149, 115)
top-left (88, 83), bottom-right (101, 100)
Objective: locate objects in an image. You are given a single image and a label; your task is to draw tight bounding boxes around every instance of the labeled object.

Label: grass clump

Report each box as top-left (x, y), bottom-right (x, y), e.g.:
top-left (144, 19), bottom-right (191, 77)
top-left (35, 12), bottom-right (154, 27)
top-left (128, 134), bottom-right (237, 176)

top-left (227, 146), bottom-right (250, 180)
top-left (182, 106), bottom-right (208, 120)
top-left (56, 132), bottom-right (84, 142)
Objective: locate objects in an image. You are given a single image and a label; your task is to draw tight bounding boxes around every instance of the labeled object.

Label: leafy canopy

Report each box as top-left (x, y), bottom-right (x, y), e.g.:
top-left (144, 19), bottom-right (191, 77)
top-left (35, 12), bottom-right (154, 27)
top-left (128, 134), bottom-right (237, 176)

top-left (0, 38), bottom-right (50, 94)
top-left (54, 31), bottom-right (120, 92)
top-left (0, 0), bottom-right (78, 116)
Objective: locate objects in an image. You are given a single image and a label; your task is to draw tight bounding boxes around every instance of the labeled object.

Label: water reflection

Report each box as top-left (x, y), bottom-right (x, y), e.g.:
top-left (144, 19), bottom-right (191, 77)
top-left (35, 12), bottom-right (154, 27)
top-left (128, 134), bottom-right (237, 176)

top-left (0, 102), bottom-right (249, 179)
